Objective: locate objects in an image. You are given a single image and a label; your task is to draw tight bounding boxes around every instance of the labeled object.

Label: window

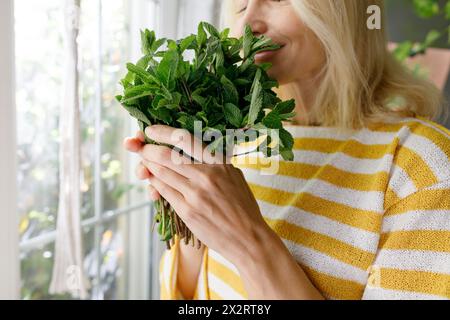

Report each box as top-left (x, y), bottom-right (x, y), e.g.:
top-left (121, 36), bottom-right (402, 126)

top-left (1, 0), bottom-right (220, 300)
top-left (15, 0), bottom-right (163, 300)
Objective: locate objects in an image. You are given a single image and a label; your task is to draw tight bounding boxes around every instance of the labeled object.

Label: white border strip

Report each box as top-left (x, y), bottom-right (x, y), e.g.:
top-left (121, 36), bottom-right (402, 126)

top-left (0, 0), bottom-right (20, 300)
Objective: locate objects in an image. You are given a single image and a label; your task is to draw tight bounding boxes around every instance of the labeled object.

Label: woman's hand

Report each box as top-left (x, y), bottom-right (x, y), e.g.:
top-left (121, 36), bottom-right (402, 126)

top-left (123, 125), bottom-right (272, 265)
top-left (124, 126), bottom-right (325, 299)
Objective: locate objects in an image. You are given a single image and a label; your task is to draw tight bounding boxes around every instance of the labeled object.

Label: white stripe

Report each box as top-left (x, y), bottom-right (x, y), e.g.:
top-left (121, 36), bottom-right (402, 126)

top-left (285, 126), bottom-right (396, 145)
top-left (425, 179), bottom-right (450, 190)
top-left (362, 287), bottom-right (448, 300)
top-left (242, 167), bottom-right (385, 212)
top-left (258, 200), bottom-right (379, 253)
top-left (382, 210), bottom-right (450, 232)
top-left (400, 118), bottom-right (450, 140)
top-left (282, 239), bottom-right (369, 284)
top-left (400, 128), bottom-right (450, 181)
top-left (388, 165), bottom-right (418, 199)
top-left (293, 150), bottom-right (393, 175)
top-left (208, 273), bottom-right (245, 300)
top-left (234, 149), bottom-right (393, 175)
top-left (373, 249), bottom-right (450, 275)
top-left (209, 249), bottom-right (240, 275)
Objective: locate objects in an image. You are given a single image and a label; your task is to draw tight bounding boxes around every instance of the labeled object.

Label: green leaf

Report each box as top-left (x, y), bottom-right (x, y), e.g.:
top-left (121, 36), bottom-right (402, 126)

top-left (157, 50), bottom-right (179, 87)
top-left (141, 29), bottom-right (155, 55)
top-left (124, 84), bottom-right (156, 97)
top-left (243, 24), bottom-right (254, 59)
top-left (273, 99), bottom-right (296, 114)
top-left (206, 136), bottom-right (225, 155)
top-left (126, 63), bottom-right (160, 84)
top-left (220, 28), bottom-right (230, 40)
top-left (262, 80), bottom-right (279, 89)
top-left (279, 112), bottom-right (297, 120)
top-left (121, 91), bottom-right (153, 104)
top-left (234, 78), bottom-right (252, 86)
top-left (192, 94), bottom-right (207, 109)
top-left (280, 149), bottom-right (294, 161)
top-left (197, 22), bottom-right (207, 48)
top-left (413, 0), bottom-right (440, 18)
top-left (446, 1), bottom-right (450, 19)
top-left (122, 105), bottom-right (151, 125)
top-left (202, 22), bottom-right (220, 38)
top-left (392, 41), bottom-right (413, 61)
top-left (424, 29), bottom-right (442, 47)
top-left (262, 111), bottom-right (282, 129)
top-left (151, 38), bottom-right (167, 52)
top-left (279, 128), bottom-right (294, 149)
top-left (247, 69), bottom-right (263, 126)
top-left (215, 46), bottom-right (225, 70)
top-left (220, 75), bottom-right (239, 105)
top-left (179, 34), bottom-right (196, 53)
top-left (224, 103), bottom-right (243, 128)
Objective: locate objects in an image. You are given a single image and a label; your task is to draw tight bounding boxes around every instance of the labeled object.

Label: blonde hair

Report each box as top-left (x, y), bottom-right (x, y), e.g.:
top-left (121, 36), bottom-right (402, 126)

top-left (221, 0), bottom-right (447, 129)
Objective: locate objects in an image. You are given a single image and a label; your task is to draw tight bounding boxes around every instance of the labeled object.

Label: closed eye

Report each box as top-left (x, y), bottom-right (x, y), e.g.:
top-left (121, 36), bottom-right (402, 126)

top-left (237, 0), bottom-right (287, 14)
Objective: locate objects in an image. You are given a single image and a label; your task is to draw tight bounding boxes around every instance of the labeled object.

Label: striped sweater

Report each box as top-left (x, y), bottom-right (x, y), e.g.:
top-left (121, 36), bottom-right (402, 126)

top-left (159, 116), bottom-right (450, 300)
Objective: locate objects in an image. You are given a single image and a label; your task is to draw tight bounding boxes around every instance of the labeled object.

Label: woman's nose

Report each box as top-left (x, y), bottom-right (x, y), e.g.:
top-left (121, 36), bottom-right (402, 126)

top-left (248, 21), bottom-right (267, 37)
top-left (240, 0), bottom-right (269, 36)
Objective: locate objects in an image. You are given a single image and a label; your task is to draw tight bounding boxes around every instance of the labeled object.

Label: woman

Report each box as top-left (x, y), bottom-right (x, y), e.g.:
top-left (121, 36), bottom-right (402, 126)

top-left (124, 0), bottom-right (450, 300)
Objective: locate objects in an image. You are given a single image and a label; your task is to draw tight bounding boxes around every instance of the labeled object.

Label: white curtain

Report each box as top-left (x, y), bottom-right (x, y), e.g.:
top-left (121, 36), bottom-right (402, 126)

top-left (48, 0), bottom-right (221, 300)
top-left (176, 0), bottom-right (222, 37)
top-left (49, 0), bottom-right (88, 299)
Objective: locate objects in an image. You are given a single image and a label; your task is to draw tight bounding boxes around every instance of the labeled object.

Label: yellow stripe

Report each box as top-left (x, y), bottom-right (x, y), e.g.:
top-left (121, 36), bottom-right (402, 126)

top-left (384, 187), bottom-right (402, 210)
top-left (366, 121), bottom-right (407, 133)
top-left (264, 217), bottom-right (375, 270)
top-left (293, 138), bottom-right (393, 159)
top-left (209, 288), bottom-right (224, 300)
top-left (416, 116), bottom-right (450, 136)
top-left (301, 265), bottom-right (365, 300)
top-left (380, 230), bottom-right (450, 253)
top-left (159, 251), bottom-right (170, 299)
top-left (385, 188), bottom-right (450, 216)
top-left (366, 119), bottom-right (433, 133)
top-left (192, 287), bottom-right (198, 300)
top-left (209, 258), bottom-right (248, 298)
top-left (379, 268), bottom-right (450, 299)
top-left (249, 182), bottom-right (382, 233)
top-left (405, 121), bottom-right (450, 162)
top-left (203, 246), bottom-right (210, 300)
top-left (167, 236), bottom-right (180, 300)
top-left (394, 147), bottom-right (438, 190)
top-left (236, 160), bottom-right (389, 192)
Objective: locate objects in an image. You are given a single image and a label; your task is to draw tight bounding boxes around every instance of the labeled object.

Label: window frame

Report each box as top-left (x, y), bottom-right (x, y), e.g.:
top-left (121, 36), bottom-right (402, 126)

top-left (12, 0), bottom-right (179, 300)
top-left (0, 0), bottom-right (20, 300)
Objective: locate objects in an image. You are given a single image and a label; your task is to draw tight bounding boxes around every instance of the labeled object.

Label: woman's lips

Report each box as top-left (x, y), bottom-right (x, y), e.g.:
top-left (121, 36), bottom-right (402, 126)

top-left (255, 45), bottom-right (285, 62)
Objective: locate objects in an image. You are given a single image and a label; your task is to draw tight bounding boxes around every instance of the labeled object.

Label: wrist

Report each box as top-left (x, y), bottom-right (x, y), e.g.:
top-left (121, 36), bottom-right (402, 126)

top-left (233, 222), bottom-right (283, 274)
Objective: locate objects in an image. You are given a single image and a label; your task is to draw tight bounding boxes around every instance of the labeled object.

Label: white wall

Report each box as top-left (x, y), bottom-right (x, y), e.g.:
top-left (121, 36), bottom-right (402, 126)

top-left (0, 0), bottom-right (20, 300)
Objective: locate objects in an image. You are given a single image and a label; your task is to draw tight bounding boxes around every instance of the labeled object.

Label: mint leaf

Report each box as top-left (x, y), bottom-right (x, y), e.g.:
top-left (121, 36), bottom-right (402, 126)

top-left (247, 69), bottom-right (263, 126)
top-left (157, 50), bottom-right (179, 87)
top-left (224, 103), bottom-right (243, 128)
top-left (243, 24), bottom-right (254, 59)
top-left (274, 99), bottom-right (296, 114)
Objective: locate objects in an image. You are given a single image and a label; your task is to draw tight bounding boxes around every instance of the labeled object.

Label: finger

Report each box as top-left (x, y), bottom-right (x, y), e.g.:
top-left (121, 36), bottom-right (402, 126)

top-left (136, 130), bottom-right (145, 142)
top-left (147, 184), bottom-right (160, 201)
top-left (124, 136), bottom-right (144, 153)
top-left (143, 160), bottom-right (192, 197)
top-left (140, 144), bottom-right (198, 178)
top-left (145, 125), bottom-right (226, 164)
top-left (135, 161), bottom-right (152, 180)
top-left (148, 175), bottom-right (189, 216)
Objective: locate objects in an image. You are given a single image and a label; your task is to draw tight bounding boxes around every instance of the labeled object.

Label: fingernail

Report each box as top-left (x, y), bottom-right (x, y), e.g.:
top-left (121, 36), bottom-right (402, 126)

top-left (145, 126), bottom-right (154, 137)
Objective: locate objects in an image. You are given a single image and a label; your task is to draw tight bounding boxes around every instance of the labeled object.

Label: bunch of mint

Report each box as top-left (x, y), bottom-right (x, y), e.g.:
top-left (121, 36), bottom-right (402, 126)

top-left (116, 22), bottom-right (296, 249)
